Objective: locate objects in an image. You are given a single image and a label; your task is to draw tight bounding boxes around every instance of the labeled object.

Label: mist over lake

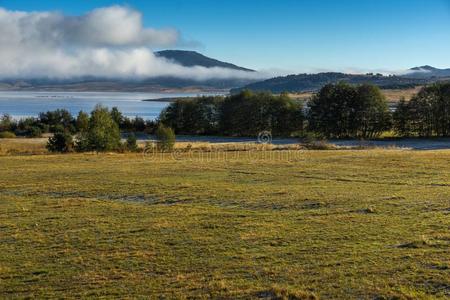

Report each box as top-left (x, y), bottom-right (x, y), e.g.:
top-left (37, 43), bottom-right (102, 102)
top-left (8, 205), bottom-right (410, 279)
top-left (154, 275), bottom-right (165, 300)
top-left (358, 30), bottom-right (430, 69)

top-left (0, 91), bottom-right (225, 120)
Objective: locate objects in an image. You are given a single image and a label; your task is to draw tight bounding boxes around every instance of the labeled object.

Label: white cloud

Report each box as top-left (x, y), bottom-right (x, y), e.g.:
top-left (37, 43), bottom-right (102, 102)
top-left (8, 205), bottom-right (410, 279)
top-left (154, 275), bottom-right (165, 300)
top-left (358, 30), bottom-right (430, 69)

top-left (0, 6), bottom-right (263, 80)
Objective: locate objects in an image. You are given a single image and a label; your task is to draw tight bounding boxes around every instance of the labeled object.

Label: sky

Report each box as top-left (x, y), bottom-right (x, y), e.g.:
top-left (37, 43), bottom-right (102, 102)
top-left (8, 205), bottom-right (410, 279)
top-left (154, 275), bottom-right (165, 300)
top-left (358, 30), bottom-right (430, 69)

top-left (0, 0), bottom-right (449, 78)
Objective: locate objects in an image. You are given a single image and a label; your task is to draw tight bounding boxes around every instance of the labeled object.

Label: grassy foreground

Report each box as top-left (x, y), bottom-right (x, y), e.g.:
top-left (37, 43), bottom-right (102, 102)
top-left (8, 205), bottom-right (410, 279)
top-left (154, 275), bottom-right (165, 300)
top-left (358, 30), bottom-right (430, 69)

top-left (0, 150), bottom-right (449, 299)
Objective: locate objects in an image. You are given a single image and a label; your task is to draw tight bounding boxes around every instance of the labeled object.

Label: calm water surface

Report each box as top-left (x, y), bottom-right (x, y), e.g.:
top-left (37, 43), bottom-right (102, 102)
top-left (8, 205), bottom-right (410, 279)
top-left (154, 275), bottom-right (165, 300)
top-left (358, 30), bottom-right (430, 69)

top-left (0, 91), bottom-right (224, 119)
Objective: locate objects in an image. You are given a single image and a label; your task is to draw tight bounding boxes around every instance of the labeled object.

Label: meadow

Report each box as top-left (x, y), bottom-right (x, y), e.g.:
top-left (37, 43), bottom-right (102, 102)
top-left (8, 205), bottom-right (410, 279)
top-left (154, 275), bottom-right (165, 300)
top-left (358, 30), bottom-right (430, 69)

top-left (0, 148), bottom-right (449, 299)
top-left (288, 86), bottom-right (422, 103)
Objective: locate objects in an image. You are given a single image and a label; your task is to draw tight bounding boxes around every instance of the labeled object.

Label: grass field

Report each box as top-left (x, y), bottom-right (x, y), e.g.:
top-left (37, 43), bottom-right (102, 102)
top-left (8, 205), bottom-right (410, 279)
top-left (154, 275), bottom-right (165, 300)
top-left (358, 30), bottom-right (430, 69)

top-left (0, 149), bottom-right (449, 299)
top-left (288, 87), bottom-right (422, 103)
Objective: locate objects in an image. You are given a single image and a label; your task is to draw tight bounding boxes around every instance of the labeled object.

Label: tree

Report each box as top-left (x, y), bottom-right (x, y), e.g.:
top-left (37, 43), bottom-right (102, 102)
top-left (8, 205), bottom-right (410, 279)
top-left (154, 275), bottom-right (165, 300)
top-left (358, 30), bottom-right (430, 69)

top-left (159, 92), bottom-right (303, 137)
top-left (219, 90), bottom-right (303, 136)
top-left (26, 126), bottom-right (43, 138)
top-left (89, 105), bottom-right (121, 151)
top-left (15, 117), bottom-right (45, 137)
top-left (353, 84), bottom-right (392, 138)
top-left (393, 98), bottom-right (411, 136)
top-left (47, 132), bottom-right (73, 153)
top-left (39, 109), bottom-right (75, 133)
top-left (307, 83), bottom-right (391, 138)
top-left (160, 96), bottom-right (223, 135)
top-left (110, 107), bottom-right (123, 127)
top-left (76, 111), bottom-right (89, 133)
top-left (268, 92), bottom-right (304, 136)
top-left (394, 83), bottom-right (450, 137)
top-left (155, 124), bottom-right (175, 152)
top-left (409, 83), bottom-right (450, 137)
top-left (76, 105), bottom-right (121, 152)
top-left (307, 82), bottom-right (358, 138)
top-left (132, 116), bottom-right (146, 132)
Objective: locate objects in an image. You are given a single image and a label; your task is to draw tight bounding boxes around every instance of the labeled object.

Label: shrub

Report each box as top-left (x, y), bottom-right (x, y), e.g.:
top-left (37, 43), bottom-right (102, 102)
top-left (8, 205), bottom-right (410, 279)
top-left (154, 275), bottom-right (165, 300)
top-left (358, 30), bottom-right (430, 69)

top-left (0, 131), bottom-right (16, 139)
top-left (47, 132), bottom-right (74, 153)
top-left (300, 132), bottom-right (326, 144)
top-left (155, 124), bottom-right (175, 152)
top-left (74, 132), bottom-right (90, 152)
top-left (125, 133), bottom-right (139, 152)
top-left (26, 126), bottom-right (42, 138)
top-left (0, 114), bottom-right (13, 132)
top-left (52, 124), bottom-right (66, 134)
top-left (301, 140), bottom-right (337, 150)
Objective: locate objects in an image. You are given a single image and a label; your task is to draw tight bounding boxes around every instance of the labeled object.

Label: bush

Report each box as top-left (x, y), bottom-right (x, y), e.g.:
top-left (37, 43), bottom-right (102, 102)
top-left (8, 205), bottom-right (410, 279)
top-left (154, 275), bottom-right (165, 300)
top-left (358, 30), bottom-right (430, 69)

top-left (47, 132), bottom-right (74, 153)
top-left (74, 132), bottom-right (90, 152)
top-left (0, 114), bottom-right (14, 132)
top-left (300, 132), bottom-right (326, 144)
top-left (26, 126), bottom-right (42, 138)
top-left (301, 140), bottom-right (337, 150)
top-left (125, 133), bottom-right (139, 152)
top-left (0, 131), bottom-right (16, 139)
top-left (155, 124), bottom-right (175, 152)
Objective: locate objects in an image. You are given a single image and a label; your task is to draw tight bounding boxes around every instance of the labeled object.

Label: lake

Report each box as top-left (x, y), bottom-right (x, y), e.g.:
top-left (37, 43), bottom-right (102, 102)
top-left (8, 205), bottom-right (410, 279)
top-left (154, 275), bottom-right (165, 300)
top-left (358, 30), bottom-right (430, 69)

top-left (0, 91), bottom-right (225, 120)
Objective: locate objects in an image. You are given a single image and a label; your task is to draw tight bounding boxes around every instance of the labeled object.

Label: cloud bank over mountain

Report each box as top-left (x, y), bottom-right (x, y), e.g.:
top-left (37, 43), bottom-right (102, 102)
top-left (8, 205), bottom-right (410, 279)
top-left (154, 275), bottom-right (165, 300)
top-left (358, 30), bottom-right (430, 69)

top-left (0, 6), bottom-right (262, 80)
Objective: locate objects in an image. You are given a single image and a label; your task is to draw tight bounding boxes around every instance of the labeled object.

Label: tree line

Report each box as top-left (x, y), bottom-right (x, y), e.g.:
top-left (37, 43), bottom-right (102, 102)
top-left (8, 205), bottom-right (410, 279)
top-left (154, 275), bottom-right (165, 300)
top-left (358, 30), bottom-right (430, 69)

top-left (0, 82), bottom-right (449, 152)
top-left (0, 105), bottom-right (175, 153)
top-left (160, 82), bottom-right (450, 139)
top-left (159, 91), bottom-right (304, 136)
top-left (393, 83), bottom-right (450, 137)
top-left (0, 108), bottom-right (157, 139)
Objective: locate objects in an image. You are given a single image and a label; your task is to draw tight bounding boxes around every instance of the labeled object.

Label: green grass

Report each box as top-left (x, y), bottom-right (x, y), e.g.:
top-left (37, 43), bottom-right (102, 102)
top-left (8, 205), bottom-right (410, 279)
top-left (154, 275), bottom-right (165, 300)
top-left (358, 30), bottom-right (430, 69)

top-left (0, 150), bottom-right (449, 299)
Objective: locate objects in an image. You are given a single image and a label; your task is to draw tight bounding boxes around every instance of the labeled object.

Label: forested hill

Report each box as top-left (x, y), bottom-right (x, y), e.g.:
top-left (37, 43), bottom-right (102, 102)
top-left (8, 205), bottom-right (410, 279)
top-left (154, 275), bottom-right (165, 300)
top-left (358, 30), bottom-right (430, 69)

top-left (231, 72), bottom-right (431, 93)
top-left (403, 65), bottom-right (450, 79)
top-left (155, 50), bottom-right (255, 72)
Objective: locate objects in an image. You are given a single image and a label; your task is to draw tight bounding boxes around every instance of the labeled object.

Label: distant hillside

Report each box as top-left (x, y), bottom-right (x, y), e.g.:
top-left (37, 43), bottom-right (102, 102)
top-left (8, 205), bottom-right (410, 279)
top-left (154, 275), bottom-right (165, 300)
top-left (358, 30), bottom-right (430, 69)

top-left (156, 50), bottom-right (255, 72)
top-left (0, 77), bottom-right (256, 92)
top-left (0, 50), bottom-right (258, 92)
top-left (403, 65), bottom-right (450, 79)
top-left (231, 72), bottom-right (431, 94)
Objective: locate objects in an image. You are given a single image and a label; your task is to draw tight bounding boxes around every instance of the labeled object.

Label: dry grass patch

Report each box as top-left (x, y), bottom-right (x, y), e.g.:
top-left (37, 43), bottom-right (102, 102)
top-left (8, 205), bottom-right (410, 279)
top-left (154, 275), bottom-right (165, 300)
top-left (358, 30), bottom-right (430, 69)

top-left (0, 149), bottom-right (449, 298)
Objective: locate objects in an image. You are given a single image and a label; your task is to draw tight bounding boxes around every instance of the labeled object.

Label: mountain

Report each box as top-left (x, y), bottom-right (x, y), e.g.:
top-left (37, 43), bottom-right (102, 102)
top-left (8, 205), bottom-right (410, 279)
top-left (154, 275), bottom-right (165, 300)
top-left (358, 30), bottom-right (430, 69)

top-left (403, 65), bottom-right (450, 79)
top-left (155, 50), bottom-right (255, 72)
top-left (0, 51), bottom-right (257, 92)
top-left (231, 72), bottom-right (431, 94)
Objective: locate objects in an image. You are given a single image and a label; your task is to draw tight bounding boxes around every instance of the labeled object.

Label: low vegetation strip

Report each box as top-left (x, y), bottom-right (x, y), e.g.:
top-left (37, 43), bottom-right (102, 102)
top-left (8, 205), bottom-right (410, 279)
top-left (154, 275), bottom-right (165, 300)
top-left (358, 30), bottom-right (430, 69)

top-left (2, 82), bottom-right (450, 155)
top-left (0, 150), bottom-right (449, 298)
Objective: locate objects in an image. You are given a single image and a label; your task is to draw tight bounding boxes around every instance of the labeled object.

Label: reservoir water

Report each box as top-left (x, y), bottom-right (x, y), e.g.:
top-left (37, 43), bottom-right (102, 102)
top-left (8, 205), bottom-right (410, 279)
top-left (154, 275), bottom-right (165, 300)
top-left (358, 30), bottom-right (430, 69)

top-left (0, 91), bottom-right (224, 119)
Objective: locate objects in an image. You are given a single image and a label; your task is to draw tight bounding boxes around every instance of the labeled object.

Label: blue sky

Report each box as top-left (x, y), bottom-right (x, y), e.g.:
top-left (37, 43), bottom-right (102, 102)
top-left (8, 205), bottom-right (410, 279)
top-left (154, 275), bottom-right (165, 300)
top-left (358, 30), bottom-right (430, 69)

top-left (1, 0), bottom-right (450, 73)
